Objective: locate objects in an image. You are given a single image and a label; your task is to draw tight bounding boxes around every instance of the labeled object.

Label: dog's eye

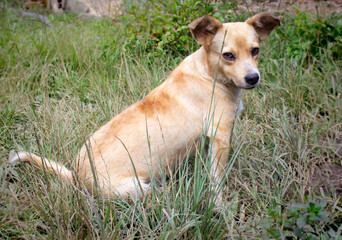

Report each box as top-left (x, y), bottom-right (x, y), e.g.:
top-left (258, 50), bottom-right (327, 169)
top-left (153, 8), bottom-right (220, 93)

top-left (222, 52), bottom-right (235, 61)
top-left (251, 47), bottom-right (260, 56)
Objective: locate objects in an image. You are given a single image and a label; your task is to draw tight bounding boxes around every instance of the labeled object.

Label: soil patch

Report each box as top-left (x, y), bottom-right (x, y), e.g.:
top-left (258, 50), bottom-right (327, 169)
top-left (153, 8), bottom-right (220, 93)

top-left (309, 163), bottom-right (342, 194)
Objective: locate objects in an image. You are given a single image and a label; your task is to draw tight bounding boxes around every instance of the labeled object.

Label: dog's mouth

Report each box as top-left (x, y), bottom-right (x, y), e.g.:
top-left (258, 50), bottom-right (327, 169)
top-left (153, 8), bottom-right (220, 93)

top-left (223, 78), bottom-right (259, 90)
top-left (233, 81), bottom-right (258, 90)
top-left (242, 85), bottom-right (257, 90)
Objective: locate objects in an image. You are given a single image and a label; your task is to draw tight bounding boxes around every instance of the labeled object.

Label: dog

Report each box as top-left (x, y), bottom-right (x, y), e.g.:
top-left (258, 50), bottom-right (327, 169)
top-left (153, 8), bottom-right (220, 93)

top-left (9, 12), bottom-right (280, 206)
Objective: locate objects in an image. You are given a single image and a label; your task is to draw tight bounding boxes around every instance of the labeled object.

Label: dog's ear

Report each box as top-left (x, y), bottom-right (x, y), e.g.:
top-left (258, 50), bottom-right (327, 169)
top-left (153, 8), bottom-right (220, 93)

top-left (246, 12), bottom-right (281, 41)
top-left (188, 15), bottom-right (222, 45)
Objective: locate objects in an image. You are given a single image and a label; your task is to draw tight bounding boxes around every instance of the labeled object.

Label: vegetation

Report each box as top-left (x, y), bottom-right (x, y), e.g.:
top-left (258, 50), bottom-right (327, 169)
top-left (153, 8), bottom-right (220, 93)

top-left (0, 0), bottom-right (341, 239)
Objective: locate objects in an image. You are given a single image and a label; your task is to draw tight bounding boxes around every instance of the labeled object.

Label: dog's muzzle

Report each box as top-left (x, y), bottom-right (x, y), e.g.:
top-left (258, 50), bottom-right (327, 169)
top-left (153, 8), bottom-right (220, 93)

top-left (244, 73), bottom-right (259, 86)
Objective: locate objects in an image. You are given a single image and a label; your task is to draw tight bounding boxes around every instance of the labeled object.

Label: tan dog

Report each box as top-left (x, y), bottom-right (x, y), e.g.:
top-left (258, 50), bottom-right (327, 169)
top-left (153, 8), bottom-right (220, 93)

top-left (9, 13), bottom-right (280, 205)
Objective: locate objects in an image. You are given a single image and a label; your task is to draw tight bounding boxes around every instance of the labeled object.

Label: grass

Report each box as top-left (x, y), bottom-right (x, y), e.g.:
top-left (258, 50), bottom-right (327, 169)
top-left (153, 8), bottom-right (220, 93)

top-left (1, 2), bottom-right (341, 239)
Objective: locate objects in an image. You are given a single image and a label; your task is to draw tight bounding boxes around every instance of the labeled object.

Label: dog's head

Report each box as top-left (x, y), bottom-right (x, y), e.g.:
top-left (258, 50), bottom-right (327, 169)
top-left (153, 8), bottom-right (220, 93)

top-left (189, 13), bottom-right (280, 90)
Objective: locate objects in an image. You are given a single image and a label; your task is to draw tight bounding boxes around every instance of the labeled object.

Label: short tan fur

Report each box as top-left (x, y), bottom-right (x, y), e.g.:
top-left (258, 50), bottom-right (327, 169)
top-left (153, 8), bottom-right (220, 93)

top-left (10, 13), bottom-right (280, 206)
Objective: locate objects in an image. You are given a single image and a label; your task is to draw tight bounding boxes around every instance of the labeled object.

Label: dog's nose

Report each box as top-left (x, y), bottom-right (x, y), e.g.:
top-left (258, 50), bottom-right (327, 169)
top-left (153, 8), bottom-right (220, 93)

top-left (245, 73), bottom-right (259, 85)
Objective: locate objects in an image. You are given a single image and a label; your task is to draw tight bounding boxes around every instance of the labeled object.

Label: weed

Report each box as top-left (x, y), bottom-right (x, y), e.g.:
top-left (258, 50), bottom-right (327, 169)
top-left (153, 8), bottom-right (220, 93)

top-left (261, 199), bottom-right (337, 239)
top-left (277, 11), bottom-right (342, 65)
top-left (122, 0), bottom-right (242, 56)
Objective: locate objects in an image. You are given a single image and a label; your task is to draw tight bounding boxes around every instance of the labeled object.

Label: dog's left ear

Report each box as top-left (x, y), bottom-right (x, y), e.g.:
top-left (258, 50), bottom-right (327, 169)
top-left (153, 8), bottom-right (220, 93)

top-left (188, 15), bottom-right (222, 45)
top-left (246, 12), bottom-right (281, 41)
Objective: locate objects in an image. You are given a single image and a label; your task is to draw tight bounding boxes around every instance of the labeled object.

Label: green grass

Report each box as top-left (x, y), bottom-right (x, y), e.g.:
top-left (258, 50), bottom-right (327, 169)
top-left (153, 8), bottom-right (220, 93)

top-left (1, 3), bottom-right (341, 239)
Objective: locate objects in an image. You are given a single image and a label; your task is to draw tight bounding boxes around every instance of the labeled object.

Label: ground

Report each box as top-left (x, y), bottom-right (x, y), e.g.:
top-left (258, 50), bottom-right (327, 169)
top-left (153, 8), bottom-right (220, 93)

top-left (238, 0), bottom-right (342, 14)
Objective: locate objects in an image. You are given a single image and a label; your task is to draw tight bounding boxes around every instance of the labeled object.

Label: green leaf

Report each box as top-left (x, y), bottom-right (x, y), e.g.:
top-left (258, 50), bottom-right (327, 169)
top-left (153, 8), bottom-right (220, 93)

top-left (317, 199), bottom-right (327, 208)
top-left (296, 215), bottom-right (307, 228)
top-left (293, 227), bottom-right (305, 237)
top-left (317, 211), bottom-right (330, 223)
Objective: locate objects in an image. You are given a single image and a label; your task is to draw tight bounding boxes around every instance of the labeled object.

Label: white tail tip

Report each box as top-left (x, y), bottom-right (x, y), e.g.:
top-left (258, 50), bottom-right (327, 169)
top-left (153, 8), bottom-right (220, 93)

top-left (8, 150), bottom-right (20, 164)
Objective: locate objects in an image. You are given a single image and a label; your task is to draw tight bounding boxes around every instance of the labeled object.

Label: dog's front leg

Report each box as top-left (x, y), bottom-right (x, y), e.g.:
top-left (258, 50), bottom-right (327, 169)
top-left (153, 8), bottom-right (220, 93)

top-left (209, 137), bottom-right (230, 208)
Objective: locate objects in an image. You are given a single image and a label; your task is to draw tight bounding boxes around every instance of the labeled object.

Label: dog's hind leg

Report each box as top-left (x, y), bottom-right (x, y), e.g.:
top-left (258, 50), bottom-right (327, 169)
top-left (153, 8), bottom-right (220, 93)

top-left (102, 176), bottom-right (151, 200)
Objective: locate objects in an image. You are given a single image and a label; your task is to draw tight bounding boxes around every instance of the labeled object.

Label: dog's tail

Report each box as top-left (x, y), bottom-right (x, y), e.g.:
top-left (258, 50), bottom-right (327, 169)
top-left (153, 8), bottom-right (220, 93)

top-left (8, 150), bottom-right (73, 182)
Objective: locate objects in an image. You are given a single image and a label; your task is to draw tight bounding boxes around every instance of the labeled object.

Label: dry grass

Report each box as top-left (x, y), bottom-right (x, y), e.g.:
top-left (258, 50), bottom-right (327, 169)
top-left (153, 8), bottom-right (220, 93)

top-left (0, 3), bottom-right (341, 239)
